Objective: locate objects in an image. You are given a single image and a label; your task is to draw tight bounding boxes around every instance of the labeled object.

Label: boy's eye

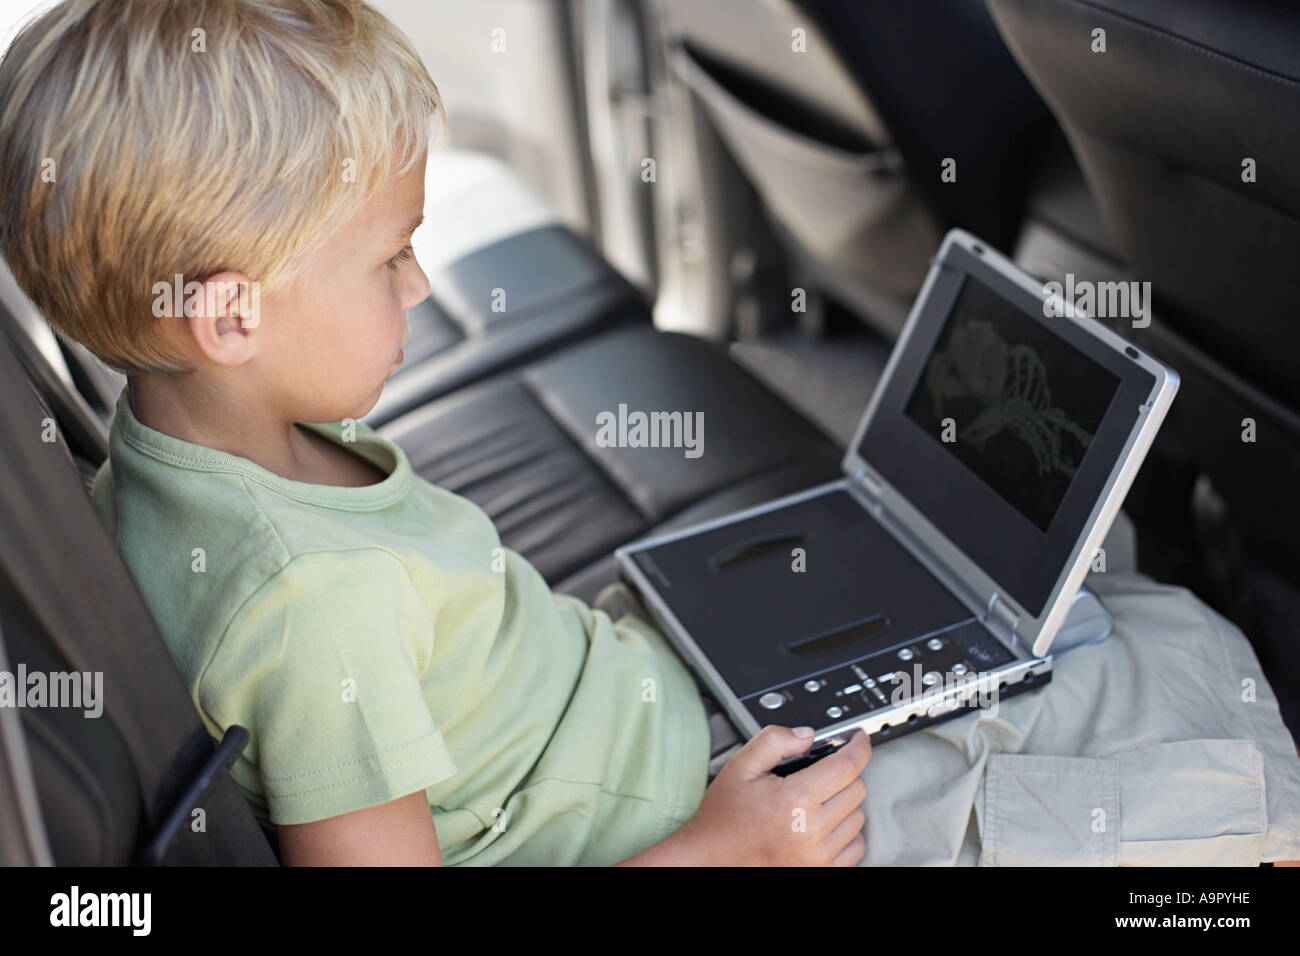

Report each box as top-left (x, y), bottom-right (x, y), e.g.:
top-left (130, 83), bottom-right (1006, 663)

top-left (384, 245), bottom-right (415, 271)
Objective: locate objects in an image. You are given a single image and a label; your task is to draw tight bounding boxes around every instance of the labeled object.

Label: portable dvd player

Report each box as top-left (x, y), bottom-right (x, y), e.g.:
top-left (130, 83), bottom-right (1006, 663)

top-left (615, 229), bottom-right (1180, 776)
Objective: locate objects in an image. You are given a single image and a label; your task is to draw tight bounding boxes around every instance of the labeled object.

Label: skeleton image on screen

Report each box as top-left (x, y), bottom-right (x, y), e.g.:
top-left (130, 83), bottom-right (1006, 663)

top-left (923, 319), bottom-right (1095, 480)
top-left (905, 278), bottom-right (1120, 533)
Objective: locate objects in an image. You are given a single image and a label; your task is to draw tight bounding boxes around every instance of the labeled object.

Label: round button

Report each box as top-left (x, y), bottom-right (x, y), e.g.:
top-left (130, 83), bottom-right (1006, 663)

top-left (952, 662), bottom-right (969, 676)
top-left (826, 705), bottom-right (844, 719)
top-left (927, 637), bottom-right (944, 651)
top-left (897, 647), bottom-right (915, 662)
top-left (922, 671), bottom-right (941, 687)
top-left (804, 680), bottom-right (821, 693)
top-left (759, 692), bottom-right (785, 710)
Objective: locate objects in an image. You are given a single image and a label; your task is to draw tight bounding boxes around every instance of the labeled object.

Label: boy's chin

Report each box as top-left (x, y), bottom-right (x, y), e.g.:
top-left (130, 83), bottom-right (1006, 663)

top-left (302, 390), bottom-right (382, 426)
top-left (341, 392), bottom-right (382, 424)
top-left (351, 378), bottom-right (394, 420)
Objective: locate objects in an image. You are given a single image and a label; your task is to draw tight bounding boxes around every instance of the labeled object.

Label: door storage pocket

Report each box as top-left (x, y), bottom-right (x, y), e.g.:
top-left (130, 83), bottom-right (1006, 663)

top-left (665, 41), bottom-right (937, 309)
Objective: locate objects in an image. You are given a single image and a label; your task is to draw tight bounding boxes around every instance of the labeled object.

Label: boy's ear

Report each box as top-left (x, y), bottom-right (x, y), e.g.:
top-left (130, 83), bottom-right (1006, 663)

top-left (182, 270), bottom-right (261, 367)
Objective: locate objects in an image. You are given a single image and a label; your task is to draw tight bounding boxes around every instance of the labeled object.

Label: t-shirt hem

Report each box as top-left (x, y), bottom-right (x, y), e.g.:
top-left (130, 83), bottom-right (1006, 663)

top-left (264, 732), bottom-right (457, 826)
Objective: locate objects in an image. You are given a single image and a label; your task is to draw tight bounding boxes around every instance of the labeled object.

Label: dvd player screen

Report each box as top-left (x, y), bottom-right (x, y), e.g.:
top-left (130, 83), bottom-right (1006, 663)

top-left (904, 276), bottom-right (1121, 533)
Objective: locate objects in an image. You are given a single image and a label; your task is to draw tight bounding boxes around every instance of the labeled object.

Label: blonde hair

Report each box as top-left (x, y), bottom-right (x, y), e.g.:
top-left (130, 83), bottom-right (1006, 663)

top-left (0, 0), bottom-right (444, 374)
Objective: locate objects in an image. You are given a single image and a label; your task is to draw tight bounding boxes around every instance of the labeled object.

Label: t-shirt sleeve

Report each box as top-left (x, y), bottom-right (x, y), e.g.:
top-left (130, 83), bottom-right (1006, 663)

top-left (200, 547), bottom-right (457, 825)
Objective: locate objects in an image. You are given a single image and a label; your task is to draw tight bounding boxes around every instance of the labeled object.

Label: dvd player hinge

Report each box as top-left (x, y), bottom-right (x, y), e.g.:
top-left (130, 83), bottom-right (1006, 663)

top-left (852, 467), bottom-right (882, 502)
top-left (984, 593), bottom-right (1020, 648)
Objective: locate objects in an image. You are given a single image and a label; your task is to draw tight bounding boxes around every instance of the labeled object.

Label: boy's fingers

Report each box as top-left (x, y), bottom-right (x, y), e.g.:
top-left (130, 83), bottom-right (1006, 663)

top-left (735, 725), bottom-right (815, 777)
top-left (791, 730), bottom-right (872, 797)
top-left (820, 774), bottom-right (867, 824)
top-left (825, 806), bottom-right (867, 859)
top-left (831, 832), bottom-right (868, 867)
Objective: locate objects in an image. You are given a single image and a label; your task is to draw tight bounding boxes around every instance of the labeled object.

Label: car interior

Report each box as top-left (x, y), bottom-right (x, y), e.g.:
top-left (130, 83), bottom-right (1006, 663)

top-left (2, 0), bottom-right (1298, 866)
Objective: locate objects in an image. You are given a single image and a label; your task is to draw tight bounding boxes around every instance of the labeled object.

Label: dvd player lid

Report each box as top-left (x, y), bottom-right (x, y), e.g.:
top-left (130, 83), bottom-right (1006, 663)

top-left (838, 230), bottom-right (1177, 657)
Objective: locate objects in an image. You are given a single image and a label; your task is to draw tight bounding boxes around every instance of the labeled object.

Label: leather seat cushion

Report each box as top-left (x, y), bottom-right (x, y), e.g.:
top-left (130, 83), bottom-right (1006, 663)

top-left (379, 325), bottom-right (845, 584)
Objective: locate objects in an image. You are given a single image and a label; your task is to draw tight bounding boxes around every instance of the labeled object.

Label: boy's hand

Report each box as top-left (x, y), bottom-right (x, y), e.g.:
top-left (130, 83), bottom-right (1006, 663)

top-left (680, 725), bottom-right (871, 866)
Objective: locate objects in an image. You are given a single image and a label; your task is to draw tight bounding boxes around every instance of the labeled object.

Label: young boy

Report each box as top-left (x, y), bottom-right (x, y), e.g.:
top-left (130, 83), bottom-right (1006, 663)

top-left (6, 0), bottom-right (1300, 868)
top-left (0, 0), bottom-right (870, 866)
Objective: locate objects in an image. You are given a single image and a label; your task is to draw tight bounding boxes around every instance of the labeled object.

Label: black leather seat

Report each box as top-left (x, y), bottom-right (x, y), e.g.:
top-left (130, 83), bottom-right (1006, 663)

top-left (988, 0), bottom-right (1300, 581)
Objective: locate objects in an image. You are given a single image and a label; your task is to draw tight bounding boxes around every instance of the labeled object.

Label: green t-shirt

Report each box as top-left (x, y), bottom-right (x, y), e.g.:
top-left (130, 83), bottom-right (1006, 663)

top-left (90, 385), bottom-right (710, 865)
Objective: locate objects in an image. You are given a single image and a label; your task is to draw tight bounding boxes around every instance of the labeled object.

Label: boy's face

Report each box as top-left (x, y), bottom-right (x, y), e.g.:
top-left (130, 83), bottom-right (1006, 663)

top-left (201, 150), bottom-right (431, 424)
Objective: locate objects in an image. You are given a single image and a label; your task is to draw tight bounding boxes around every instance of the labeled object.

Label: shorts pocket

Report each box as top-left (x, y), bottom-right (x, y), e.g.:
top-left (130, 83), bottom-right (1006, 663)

top-left (980, 740), bottom-right (1267, 866)
top-left (1111, 739), bottom-right (1265, 866)
top-left (981, 754), bottom-right (1119, 866)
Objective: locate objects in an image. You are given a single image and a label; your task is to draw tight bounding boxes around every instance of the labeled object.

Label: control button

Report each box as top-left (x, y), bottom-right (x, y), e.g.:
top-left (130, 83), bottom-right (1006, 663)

top-left (759, 692), bottom-right (785, 710)
top-left (851, 664), bottom-right (870, 682)
top-left (922, 671), bottom-right (941, 687)
top-left (826, 706), bottom-right (844, 719)
top-left (863, 677), bottom-right (877, 688)
top-left (927, 637), bottom-right (944, 651)
top-left (952, 662), bottom-right (969, 676)
top-left (803, 680), bottom-right (821, 693)
top-left (897, 648), bottom-right (915, 662)
top-left (842, 683), bottom-right (862, 695)
top-left (927, 697), bottom-right (961, 718)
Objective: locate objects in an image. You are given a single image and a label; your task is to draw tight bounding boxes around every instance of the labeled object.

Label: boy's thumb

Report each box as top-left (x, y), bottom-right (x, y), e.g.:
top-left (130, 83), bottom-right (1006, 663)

top-left (736, 725), bottom-right (815, 776)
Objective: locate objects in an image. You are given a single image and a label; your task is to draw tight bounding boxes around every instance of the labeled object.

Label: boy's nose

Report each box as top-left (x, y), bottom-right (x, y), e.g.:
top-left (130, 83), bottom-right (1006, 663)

top-left (405, 265), bottom-right (433, 312)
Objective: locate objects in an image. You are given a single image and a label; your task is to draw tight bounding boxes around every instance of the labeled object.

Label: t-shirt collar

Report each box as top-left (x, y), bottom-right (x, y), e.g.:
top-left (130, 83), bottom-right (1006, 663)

top-left (111, 384), bottom-right (412, 510)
